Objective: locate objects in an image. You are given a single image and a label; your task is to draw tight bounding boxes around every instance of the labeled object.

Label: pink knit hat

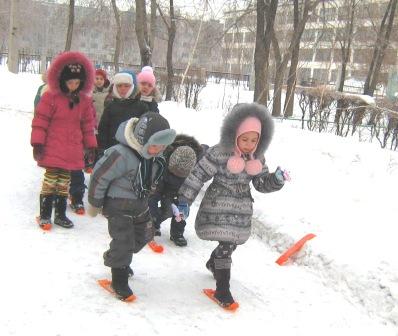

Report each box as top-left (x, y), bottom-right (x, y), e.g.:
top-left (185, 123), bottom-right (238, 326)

top-left (227, 116), bottom-right (263, 175)
top-left (137, 66), bottom-right (156, 87)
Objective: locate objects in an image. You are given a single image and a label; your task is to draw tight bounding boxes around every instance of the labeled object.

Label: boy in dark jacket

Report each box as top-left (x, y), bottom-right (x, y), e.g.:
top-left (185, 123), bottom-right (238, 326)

top-left (148, 134), bottom-right (204, 246)
top-left (88, 112), bottom-right (176, 301)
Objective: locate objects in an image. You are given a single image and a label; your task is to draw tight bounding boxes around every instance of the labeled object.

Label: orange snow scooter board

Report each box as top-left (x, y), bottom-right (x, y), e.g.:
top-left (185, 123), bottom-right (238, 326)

top-left (97, 279), bottom-right (136, 302)
top-left (275, 233), bottom-right (316, 265)
top-left (147, 240), bottom-right (164, 253)
top-left (203, 289), bottom-right (239, 312)
top-left (36, 216), bottom-right (51, 231)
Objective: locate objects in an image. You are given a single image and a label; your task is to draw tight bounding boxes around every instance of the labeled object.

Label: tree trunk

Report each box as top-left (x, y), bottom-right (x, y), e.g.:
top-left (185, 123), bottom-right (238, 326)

top-left (254, 0), bottom-right (266, 103)
top-left (283, 44), bottom-right (299, 117)
top-left (149, 0), bottom-right (157, 53)
top-left (8, 0), bottom-right (19, 74)
top-left (111, 0), bottom-right (121, 73)
top-left (165, 0), bottom-right (176, 101)
top-left (283, 1), bottom-right (300, 117)
top-left (364, 0), bottom-right (397, 96)
top-left (64, 0), bottom-right (75, 51)
top-left (337, 0), bottom-right (356, 92)
top-left (254, 0), bottom-right (278, 104)
top-left (135, 0), bottom-right (152, 67)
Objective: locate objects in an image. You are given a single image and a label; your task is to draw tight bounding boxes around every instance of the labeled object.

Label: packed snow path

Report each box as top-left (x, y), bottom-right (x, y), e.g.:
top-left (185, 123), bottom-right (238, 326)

top-left (1, 107), bottom-right (397, 336)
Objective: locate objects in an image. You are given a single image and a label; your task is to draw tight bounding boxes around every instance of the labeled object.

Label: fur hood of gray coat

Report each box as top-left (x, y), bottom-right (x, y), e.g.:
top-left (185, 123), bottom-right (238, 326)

top-left (220, 103), bottom-right (274, 157)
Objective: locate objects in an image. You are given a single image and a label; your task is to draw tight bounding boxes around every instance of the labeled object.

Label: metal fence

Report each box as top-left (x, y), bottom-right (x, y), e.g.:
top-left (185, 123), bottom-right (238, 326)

top-left (1, 50), bottom-right (251, 87)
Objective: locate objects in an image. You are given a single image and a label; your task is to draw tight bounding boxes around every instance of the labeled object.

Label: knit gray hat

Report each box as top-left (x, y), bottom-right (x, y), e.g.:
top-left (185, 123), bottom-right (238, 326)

top-left (133, 112), bottom-right (176, 159)
top-left (168, 146), bottom-right (197, 177)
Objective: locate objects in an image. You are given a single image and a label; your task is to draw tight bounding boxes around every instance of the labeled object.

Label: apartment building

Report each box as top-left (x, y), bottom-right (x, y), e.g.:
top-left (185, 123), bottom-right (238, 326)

top-left (223, 1), bottom-right (398, 87)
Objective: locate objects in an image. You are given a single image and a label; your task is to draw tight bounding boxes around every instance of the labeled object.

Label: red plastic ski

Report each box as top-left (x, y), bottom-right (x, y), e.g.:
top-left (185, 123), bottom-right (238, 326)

top-left (36, 216), bottom-right (52, 231)
top-left (203, 289), bottom-right (239, 312)
top-left (97, 279), bottom-right (136, 302)
top-left (147, 240), bottom-right (164, 253)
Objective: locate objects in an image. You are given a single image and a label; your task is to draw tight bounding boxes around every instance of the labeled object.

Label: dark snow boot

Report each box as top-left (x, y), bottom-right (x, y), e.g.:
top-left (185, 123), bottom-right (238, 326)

top-left (54, 195), bottom-right (74, 228)
top-left (214, 268), bottom-right (235, 308)
top-left (206, 251), bottom-right (216, 279)
top-left (111, 267), bottom-right (134, 300)
top-left (38, 194), bottom-right (54, 229)
top-left (70, 193), bottom-right (85, 215)
top-left (170, 219), bottom-right (187, 247)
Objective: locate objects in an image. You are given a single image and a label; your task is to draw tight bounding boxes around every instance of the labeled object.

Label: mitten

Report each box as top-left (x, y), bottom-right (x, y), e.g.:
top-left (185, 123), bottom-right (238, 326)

top-left (86, 148), bottom-right (96, 164)
top-left (87, 204), bottom-right (101, 217)
top-left (33, 144), bottom-right (45, 161)
top-left (275, 166), bottom-right (291, 183)
top-left (177, 202), bottom-right (190, 219)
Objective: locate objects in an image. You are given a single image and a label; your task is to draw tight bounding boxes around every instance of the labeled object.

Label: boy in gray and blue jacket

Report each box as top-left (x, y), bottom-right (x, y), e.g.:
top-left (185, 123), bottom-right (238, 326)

top-left (88, 112), bottom-right (176, 301)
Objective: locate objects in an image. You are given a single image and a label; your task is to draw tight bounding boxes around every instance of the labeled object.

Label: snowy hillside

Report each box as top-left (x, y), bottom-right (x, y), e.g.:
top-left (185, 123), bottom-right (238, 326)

top-left (1, 68), bottom-right (397, 336)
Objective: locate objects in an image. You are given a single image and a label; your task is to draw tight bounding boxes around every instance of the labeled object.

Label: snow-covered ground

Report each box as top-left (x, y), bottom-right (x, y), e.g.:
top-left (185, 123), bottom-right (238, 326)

top-left (1, 67), bottom-right (398, 336)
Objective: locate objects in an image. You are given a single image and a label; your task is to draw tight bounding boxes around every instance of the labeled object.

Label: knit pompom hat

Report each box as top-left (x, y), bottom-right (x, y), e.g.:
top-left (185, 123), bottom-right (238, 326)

top-left (226, 116), bottom-right (263, 175)
top-left (137, 66), bottom-right (156, 87)
top-left (168, 146), bottom-right (197, 178)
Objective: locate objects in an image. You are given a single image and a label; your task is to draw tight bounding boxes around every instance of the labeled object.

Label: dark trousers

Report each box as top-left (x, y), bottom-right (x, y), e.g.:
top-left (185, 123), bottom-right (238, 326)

top-left (69, 170), bottom-right (85, 197)
top-left (148, 193), bottom-right (172, 229)
top-left (103, 198), bottom-right (154, 268)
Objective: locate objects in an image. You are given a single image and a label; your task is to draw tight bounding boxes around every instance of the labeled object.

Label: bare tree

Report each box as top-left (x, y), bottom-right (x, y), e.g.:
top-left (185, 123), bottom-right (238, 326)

top-left (254, 0), bottom-right (278, 104)
top-left (111, 0), bottom-right (121, 73)
top-left (271, 0), bottom-right (322, 117)
top-left (135, 0), bottom-right (152, 67)
top-left (157, 0), bottom-right (176, 101)
top-left (65, 0), bottom-right (75, 51)
top-left (335, 0), bottom-right (358, 92)
top-left (150, 0), bottom-right (157, 53)
top-left (8, 0), bottom-right (19, 73)
top-left (363, 0), bottom-right (398, 96)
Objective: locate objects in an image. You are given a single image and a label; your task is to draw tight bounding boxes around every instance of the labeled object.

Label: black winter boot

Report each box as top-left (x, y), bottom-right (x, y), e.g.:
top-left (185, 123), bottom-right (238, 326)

top-left (54, 195), bottom-right (74, 228)
top-left (214, 268), bottom-right (235, 307)
top-left (39, 194), bottom-right (54, 228)
top-left (111, 267), bottom-right (134, 300)
top-left (206, 251), bottom-right (216, 279)
top-left (70, 192), bottom-right (85, 215)
top-left (170, 219), bottom-right (187, 247)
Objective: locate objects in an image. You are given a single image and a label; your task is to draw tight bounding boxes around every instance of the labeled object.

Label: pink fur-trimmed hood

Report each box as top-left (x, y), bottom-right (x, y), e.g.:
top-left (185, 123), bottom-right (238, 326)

top-left (47, 51), bottom-right (95, 95)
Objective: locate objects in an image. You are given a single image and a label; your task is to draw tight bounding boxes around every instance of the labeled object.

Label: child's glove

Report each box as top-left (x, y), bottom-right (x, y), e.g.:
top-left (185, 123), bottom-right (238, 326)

top-left (275, 166), bottom-right (291, 183)
top-left (171, 202), bottom-right (190, 221)
top-left (177, 202), bottom-right (190, 220)
top-left (86, 148), bottom-right (96, 164)
top-left (32, 144), bottom-right (44, 161)
top-left (87, 204), bottom-right (101, 217)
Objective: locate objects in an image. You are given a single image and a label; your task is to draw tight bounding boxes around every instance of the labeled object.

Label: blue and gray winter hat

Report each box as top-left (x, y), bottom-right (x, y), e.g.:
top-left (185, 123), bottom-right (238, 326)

top-left (133, 112), bottom-right (176, 158)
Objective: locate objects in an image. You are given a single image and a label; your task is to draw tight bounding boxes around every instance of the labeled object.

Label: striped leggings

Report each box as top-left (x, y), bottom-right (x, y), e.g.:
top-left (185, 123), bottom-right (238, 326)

top-left (40, 168), bottom-right (71, 197)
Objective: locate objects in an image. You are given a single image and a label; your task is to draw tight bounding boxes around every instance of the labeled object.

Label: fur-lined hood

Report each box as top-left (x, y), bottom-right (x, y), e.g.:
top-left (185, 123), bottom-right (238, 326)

top-left (220, 103), bottom-right (274, 157)
top-left (47, 51), bottom-right (95, 96)
top-left (163, 134), bottom-right (203, 162)
top-left (115, 118), bottom-right (142, 153)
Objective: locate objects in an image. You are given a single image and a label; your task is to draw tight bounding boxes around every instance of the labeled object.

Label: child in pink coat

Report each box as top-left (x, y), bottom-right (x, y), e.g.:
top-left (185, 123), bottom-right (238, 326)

top-left (31, 51), bottom-right (97, 230)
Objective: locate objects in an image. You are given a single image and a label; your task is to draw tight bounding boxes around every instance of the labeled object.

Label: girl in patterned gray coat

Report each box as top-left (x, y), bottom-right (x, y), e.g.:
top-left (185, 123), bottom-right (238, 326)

top-left (178, 103), bottom-right (288, 309)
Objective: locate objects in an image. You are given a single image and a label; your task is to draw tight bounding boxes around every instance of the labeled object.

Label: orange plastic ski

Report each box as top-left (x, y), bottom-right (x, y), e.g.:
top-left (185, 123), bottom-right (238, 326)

top-left (97, 279), bottom-right (136, 302)
top-left (203, 288), bottom-right (239, 312)
top-left (148, 240), bottom-right (164, 253)
top-left (275, 233), bottom-right (316, 265)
